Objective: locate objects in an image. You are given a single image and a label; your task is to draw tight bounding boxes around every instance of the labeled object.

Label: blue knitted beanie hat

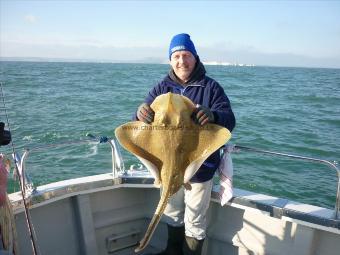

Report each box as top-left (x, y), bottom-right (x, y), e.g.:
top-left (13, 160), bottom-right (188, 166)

top-left (169, 33), bottom-right (197, 60)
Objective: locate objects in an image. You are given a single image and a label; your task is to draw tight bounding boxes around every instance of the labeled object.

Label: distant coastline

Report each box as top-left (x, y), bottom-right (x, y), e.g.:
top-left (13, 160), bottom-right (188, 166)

top-left (1, 57), bottom-right (339, 69)
top-left (0, 56), bottom-right (159, 64)
top-left (202, 61), bottom-right (255, 67)
top-left (0, 56), bottom-right (255, 67)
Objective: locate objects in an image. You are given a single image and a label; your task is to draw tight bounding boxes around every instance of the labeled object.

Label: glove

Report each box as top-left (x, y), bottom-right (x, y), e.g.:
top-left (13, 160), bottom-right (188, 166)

top-left (137, 103), bottom-right (155, 124)
top-left (192, 105), bottom-right (215, 126)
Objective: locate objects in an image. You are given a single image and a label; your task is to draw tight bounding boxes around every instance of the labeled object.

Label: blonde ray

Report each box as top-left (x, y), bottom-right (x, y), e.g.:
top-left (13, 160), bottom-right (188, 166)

top-left (115, 92), bottom-right (231, 252)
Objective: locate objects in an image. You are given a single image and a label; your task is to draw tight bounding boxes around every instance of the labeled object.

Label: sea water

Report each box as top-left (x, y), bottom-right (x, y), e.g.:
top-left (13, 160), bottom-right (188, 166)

top-left (0, 61), bottom-right (339, 209)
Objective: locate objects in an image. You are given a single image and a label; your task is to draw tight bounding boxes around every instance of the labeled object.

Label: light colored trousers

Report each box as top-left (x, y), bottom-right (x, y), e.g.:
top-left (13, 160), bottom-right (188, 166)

top-left (162, 179), bottom-right (213, 240)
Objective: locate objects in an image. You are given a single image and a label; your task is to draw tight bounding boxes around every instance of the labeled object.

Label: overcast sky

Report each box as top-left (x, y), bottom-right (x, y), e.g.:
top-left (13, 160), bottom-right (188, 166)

top-left (1, 0), bottom-right (340, 68)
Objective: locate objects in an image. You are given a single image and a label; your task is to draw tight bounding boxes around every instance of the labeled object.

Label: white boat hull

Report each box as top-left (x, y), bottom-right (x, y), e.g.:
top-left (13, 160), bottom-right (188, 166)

top-left (8, 173), bottom-right (340, 255)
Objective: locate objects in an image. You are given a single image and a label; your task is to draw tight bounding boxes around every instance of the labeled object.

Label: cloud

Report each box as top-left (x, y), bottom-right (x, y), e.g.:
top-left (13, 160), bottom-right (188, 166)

top-left (24, 14), bottom-right (37, 23)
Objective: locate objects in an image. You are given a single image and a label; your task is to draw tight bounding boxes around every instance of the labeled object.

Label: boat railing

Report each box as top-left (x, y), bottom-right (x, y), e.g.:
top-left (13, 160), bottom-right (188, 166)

top-left (10, 135), bottom-right (339, 219)
top-left (10, 133), bottom-right (121, 197)
top-left (228, 144), bottom-right (340, 220)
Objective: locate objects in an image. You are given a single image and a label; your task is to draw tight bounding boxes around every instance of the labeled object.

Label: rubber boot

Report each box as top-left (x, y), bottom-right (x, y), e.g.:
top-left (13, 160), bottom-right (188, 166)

top-left (182, 236), bottom-right (204, 255)
top-left (155, 224), bottom-right (185, 255)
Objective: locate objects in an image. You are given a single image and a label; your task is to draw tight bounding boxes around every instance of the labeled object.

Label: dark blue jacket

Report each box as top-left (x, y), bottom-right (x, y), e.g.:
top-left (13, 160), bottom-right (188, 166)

top-left (139, 74), bottom-right (235, 183)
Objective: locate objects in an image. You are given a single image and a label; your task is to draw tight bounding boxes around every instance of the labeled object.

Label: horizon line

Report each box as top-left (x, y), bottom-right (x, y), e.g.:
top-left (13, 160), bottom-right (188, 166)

top-left (1, 56), bottom-right (339, 70)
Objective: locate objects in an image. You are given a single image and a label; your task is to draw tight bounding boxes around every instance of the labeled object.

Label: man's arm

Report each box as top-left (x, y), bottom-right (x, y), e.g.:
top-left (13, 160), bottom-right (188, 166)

top-left (210, 84), bottom-right (236, 132)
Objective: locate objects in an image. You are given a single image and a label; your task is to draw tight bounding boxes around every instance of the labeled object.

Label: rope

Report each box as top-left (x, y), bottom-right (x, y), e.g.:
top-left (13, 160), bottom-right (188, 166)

top-left (0, 194), bottom-right (18, 254)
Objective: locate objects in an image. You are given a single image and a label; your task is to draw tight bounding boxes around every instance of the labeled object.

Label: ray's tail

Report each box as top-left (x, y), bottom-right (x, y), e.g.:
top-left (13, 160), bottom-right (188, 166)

top-left (135, 186), bottom-right (171, 253)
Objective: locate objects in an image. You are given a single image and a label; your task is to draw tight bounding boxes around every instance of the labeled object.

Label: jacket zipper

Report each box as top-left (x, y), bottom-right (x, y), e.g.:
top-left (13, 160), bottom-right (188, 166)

top-left (180, 84), bottom-right (204, 96)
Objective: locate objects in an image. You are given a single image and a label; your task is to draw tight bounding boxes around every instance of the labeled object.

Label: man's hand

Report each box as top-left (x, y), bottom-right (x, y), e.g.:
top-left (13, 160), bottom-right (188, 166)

top-left (192, 105), bottom-right (215, 126)
top-left (137, 103), bottom-right (155, 124)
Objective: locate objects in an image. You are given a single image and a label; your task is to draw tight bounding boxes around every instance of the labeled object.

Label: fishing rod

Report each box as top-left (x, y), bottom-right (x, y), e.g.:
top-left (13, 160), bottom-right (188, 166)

top-left (0, 82), bottom-right (40, 255)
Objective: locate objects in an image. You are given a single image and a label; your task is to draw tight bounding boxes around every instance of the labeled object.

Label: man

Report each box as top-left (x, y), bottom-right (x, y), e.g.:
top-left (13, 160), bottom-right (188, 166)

top-left (136, 33), bottom-right (236, 255)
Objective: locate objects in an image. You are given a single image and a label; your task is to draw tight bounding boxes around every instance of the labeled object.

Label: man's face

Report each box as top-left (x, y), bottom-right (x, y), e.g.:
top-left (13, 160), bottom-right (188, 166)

top-left (170, 50), bottom-right (196, 83)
